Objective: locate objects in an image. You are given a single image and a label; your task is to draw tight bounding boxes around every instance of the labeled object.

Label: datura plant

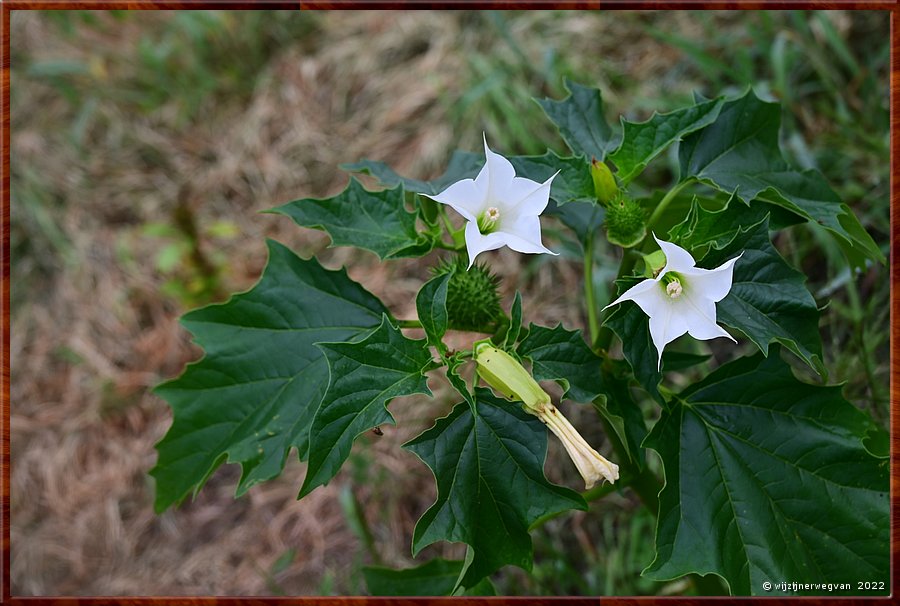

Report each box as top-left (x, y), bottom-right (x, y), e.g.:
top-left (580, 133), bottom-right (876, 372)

top-left (152, 82), bottom-right (888, 597)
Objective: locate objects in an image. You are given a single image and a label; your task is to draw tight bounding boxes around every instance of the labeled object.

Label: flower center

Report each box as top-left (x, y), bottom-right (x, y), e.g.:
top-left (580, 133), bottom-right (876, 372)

top-left (477, 207), bottom-right (501, 234)
top-left (661, 272), bottom-right (684, 299)
top-left (666, 281), bottom-right (683, 298)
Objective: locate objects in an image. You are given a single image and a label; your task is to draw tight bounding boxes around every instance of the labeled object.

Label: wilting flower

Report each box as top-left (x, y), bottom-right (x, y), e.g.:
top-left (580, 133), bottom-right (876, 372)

top-left (603, 235), bottom-right (741, 370)
top-left (474, 342), bottom-right (619, 489)
top-left (425, 135), bottom-right (558, 268)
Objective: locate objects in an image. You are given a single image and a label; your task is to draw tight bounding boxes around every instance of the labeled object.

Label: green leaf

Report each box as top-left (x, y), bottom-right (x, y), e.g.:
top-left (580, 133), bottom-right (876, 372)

top-left (667, 193), bottom-right (769, 258)
top-left (363, 559), bottom-right (467, 597)
top-left (152, 240), bottom-right (387, 512)
top-left (345, 147), bottom-right (594, 209)
top-left (668, 192), bottom-right (807, 263)
top-left (610, 97), bottom-right (725, 185)
top-left (504, 291), bottom-right (523, 348)
top-left (545, 199), bottom-right (605, 246)
top-left (446, 354), bottom-right (475, 411)
top-left (704, 218), bottom-right (825, 377)
top-left (271, 179), bottom-right (431, 260)
top-left (644, 350), bottom-right (889, 595)
top-left (660, 350), bottom-right (711, 372)
top-left (516, 323), bottom-right (603, 404)
top-left (300, 315), bottom-right (434, 496)
top-left (603, 283), bottom-right (665, 406)
top-left (536, 79), bottom-right (618, 160)
top-left (679, 89), bottom-right (882, 268)
top-left (509, 151), bottom-right (595, 206)
top-left (405, 390), bottom-right (587, 587)
top-left (416, 272), bottom-right (451, 355)
top-left (342, 150), bottom-right (482, 195)
top-left (592, 368), bottom-right (647, 468)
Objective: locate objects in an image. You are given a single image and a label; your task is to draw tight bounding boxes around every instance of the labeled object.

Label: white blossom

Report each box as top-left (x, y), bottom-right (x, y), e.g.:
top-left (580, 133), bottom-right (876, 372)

top-left (604, 235), bottom-right (741, 370)
top-left (425, 135), bottom-right (558, 268)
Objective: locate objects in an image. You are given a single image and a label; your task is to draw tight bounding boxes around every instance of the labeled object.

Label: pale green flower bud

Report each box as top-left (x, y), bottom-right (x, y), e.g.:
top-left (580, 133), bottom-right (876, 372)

top-left (591, 158), bottom-right (619, 205)
top-left (474, 342), bottom-right (619, 488)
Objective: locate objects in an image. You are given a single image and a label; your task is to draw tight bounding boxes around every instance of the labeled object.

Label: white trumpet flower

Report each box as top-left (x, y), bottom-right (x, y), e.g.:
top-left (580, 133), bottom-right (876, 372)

top-left (425, 135), bottom-right (558, 268)
top-left (604, 235), bottom-right (741, 370)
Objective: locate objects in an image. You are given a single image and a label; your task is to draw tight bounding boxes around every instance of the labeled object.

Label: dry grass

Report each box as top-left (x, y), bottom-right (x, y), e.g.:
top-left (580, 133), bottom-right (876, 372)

top-left (10, 10), bottom-right (887, 596)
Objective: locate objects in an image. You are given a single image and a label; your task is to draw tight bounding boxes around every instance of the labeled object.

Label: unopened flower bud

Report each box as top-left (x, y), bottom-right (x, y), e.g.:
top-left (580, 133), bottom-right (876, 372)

top-left (591, 158), bottom-right (619, 205)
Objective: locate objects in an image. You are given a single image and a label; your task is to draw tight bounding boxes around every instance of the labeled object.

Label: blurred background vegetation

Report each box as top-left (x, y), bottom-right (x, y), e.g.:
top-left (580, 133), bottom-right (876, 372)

top-left (11, 10), bottom-right (888, 596)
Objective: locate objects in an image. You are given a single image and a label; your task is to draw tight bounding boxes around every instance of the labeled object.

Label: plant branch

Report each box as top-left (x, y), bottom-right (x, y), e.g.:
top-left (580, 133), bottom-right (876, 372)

top-left (583, 232), bottom-right (600, 344)
top-left (646, 178), bottom-right (692, 233)
top-left (435, 241), bottom-right (465, 252)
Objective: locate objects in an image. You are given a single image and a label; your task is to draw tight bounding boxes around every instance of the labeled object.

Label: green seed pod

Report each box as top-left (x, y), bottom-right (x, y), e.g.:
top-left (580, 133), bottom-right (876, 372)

top-left (431, 257), bottom-right (503, 332)
top-left (591, 158), bottom-right (619, 205)
top-left (605, 194), bottom-right (647, 248)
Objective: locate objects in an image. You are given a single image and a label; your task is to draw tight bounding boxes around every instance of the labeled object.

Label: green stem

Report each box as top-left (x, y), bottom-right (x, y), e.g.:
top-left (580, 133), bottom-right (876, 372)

top-left (440, 205), bottom-right (457, 234)
top-left (435, 241), bottom-right (465, 252)
top-left (646, 178), bottom-right (692, 233)
top-left (396, 319), bottom-right (422, 328)
top-left (583, 232), bottom-right (600, 344)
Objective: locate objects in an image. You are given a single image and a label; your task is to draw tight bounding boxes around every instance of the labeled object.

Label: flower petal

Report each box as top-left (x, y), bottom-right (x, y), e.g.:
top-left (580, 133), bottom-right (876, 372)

top-left (424, 178), bottom-right (484, 222)
top-left (464, 221), bottom-right (508, 268)
top-left (649, 301), bottom-right (689, 370)
top-left (500, 215), bottom-right (556, 255)
top-left (678, 292), bottom-right (736, 342)
top-left (481, 134), bottom-right (516, 201)
top-left (680, 253), bottom-right (742, 302)
top-left (601, 277), bottom-right (661, 312)
top-left (506, 173), bottom-right (556, 216)
top-left (654, 234), bottom-right (697, 274)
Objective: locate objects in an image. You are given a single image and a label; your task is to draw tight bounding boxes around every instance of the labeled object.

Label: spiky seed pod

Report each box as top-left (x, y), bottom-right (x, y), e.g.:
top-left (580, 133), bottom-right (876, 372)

top-left (431, 256), bottom-right (504, 332)
top-left (605, 194), bottom-right (647, 248)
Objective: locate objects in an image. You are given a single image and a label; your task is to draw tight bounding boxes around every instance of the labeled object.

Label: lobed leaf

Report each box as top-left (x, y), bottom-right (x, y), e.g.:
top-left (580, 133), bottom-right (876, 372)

top-left (271, 179), bottom-right (432, 260)
top-left (536, 79), bottom-right (619, 160)
top-left (678, 89), bottom-right (882, 269)
top-left (610, 97), bottom-right (725, 185)
top-left (405, 389), bottom-right (586, 588)
top-left (545, 199), bottom-right (605, 246)
top-left (508, 150), bottom-right (596, 206)
top-left (342, 150), bottom-right (483, 195)
top-left (516, 323), bottom-right (604, 404)
top-left (363, 558), bottom-right (495, 596)
top-left (152, 240), bottom-right (387, 512)
top-left (300, 315), bottom-right (435, 496)
top-left (706, 218), bottom-right (825, 378)
top-left (644, 349), bottom-right (889, 595)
